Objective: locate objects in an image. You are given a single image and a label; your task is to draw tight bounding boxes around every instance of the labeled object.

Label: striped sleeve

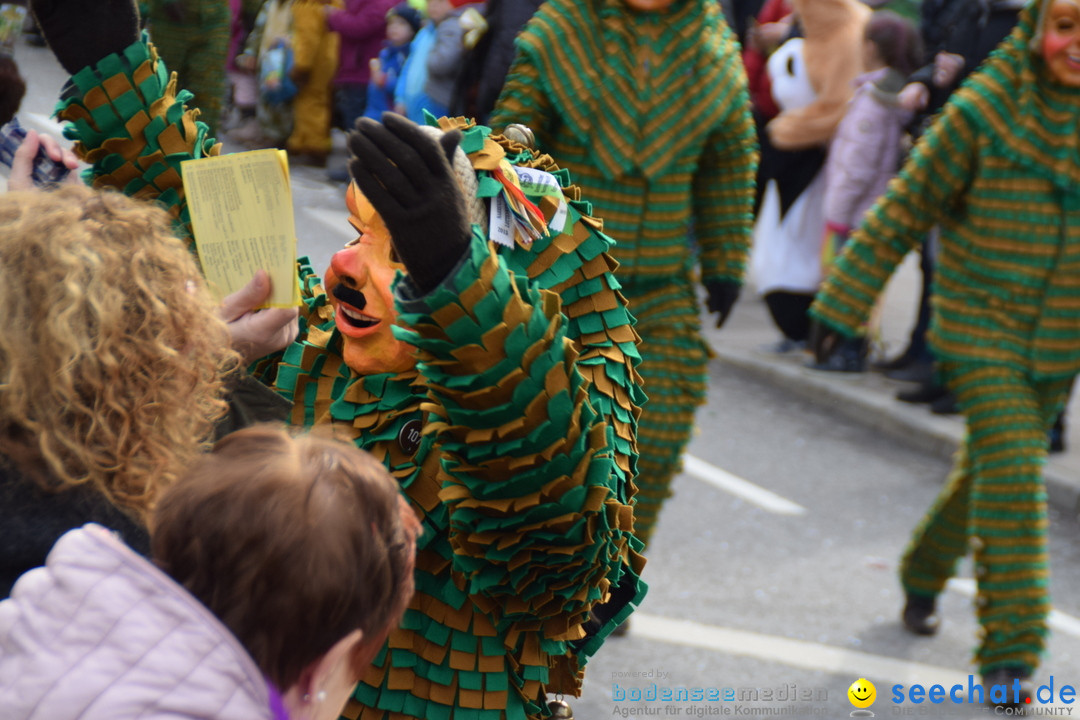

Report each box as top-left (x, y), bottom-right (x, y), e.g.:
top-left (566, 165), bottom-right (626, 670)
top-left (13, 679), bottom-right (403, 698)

top-left (490, 34), bottom-right (554, 146)
top-left (811, 99), bottom-right (979, 335)
top-left (693, 65), bottom-right (758, 284)
top-left (55, 37), bottom-right (219, 250)
top-left (393, 233), bottom-right (632, 631)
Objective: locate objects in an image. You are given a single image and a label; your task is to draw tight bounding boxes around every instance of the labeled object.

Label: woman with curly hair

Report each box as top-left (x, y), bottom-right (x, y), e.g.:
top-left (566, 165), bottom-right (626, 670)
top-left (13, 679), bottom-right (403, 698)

top-left (0, 184), bottom-right (238, 598)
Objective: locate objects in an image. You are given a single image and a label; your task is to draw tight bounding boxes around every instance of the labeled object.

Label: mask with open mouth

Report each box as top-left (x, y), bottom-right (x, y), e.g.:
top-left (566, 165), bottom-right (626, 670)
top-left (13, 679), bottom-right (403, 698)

top-left (324, 182), bottom-right (416, 376)
top-left (1039, 0), bottom-right (1080, 86)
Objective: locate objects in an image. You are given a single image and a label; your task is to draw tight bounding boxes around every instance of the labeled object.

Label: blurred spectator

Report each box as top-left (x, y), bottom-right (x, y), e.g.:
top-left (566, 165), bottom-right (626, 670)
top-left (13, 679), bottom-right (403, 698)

top-left (394, 0), bottom-right (480, 121)
top-left (0, 425), bottom-right (421, 720)
top-left (810, 10), bottom-right (922, 372)
top-left (450, 0), bottom-right (545, 124)
top-left (146, 0), bottom-right (232, 132)
top-left (742, 0), bottom-right (792, 124)
top-left (751, 0), bottom-right (870, 353)
top-left (424, 0), bottom-right (481, 118)
top-left (286, 0), bottom-right (340, 165)
top-left (0, 185), bottom-right (235, 599)
top-left (223, 0), bottom-right (265, 136)
top-left (729, 0), bottom-right (767, 45)
top-left (326, 0), bottom-right (397, 133)
top-left (237, 0), bottom-right (296, 148)
top-left (0, 53), bottom-right (24, 126)
top-left (820, 11), bottom-right (921, 268)
top-left (741, 0), bottom-right (793, 212)
top-left (363, 3), bottom-right (420, 120)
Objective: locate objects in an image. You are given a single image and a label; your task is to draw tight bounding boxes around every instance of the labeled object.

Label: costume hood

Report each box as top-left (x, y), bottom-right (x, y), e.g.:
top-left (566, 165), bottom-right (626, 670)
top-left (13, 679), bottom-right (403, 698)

top-left (510, 0), bottom-right (747, 180)
top-left (952, 0), bottom-right (1080, 192)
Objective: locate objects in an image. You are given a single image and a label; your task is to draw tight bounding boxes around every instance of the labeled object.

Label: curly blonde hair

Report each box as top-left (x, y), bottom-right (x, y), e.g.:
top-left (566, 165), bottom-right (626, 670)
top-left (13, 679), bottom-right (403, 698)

top-left (0, 186), bottom-right (237, 519)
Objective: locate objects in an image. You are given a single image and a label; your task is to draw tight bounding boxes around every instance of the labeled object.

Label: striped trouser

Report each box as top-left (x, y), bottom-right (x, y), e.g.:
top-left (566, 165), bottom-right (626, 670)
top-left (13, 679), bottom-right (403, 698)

top-left (900, 363), bottom-right (1073, 674)
top-left (621, 275), bottom-right (711, 548)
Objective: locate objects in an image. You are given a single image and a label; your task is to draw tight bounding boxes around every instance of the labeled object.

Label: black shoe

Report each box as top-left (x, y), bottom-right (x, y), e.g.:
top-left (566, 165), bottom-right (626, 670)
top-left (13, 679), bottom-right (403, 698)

top-left (807, 337), bottom-right (866, 373)
top-left (872, 349), bottom-right (916, 372)
top-left (982, 667), bottom-right (1033, 709)
top-left (930, 392), bottom-right (960, 415)
top-left (897, 381), bottom-right (948, 404)
top-left (901, 593), bottom-right (940, 635)
top-left (885, 361), bottom-right (934, 384)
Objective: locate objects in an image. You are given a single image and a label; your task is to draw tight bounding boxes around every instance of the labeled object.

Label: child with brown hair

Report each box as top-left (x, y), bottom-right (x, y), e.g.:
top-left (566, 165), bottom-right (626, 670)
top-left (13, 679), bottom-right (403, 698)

top-left (0, 425), bottom-right (420, 720)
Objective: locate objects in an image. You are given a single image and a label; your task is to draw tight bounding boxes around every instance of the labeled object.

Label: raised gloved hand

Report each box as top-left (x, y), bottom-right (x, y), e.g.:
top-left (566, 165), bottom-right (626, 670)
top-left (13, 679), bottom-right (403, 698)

top-left (347, 113), bottom-right (471, 295)
top-left (30, 0), bottom-right (141, 75)
top-left (703, 279), bottom-right (740, 329)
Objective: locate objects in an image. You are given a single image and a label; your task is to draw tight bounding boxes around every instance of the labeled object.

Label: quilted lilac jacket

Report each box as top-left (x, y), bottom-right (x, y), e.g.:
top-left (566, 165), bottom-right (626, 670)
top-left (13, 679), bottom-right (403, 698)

top-left (823, 67), bottom-right (913, 230)
top-left (0, 525), bottom-right (281, 720)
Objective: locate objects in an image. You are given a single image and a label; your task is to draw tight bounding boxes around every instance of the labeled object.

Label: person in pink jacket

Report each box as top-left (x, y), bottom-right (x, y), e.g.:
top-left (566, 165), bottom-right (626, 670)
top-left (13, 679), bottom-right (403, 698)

top-left (0, 425), bottom-right (420, 720)
top-left (810, 9), bottom-right (923, 372)
top-left (327, 0), bottom-right (399, 131)
top-left (822, 10), bottom-right (923, 259)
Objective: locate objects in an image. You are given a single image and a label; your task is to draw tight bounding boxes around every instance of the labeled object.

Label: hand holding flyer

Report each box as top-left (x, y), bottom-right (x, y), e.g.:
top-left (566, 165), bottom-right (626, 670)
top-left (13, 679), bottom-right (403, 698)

top-left (182, 149), bottom-right (300, 308)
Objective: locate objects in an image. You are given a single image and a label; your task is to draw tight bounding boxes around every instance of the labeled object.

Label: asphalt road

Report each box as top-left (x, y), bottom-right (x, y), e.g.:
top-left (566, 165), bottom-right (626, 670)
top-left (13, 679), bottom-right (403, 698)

top-left (571, 364), bottom-right (1080, 720)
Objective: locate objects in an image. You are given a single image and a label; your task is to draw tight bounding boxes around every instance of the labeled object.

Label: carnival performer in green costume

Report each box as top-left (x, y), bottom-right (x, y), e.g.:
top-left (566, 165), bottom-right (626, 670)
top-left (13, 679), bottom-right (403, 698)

top-left (490, 0), bottom-right (758, 547)
top-left (30, 0), bottom-right (648, 717)
top-left (811, 0), bottom-right (1080, 698)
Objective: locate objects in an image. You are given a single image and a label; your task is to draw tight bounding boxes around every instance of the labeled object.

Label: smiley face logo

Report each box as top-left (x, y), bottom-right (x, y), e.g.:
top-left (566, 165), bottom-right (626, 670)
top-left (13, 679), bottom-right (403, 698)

top-left (848, 678), bottom-right (876, 709)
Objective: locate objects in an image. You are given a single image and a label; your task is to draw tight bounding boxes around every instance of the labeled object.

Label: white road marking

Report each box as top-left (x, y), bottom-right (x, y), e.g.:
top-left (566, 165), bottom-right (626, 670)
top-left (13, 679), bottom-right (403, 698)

top-left (681, 454), bottom-right (807, 516)
top-left (946, 578), bottom-right (1080, 639)
top-left (631, 612), bottom-right (970, 686)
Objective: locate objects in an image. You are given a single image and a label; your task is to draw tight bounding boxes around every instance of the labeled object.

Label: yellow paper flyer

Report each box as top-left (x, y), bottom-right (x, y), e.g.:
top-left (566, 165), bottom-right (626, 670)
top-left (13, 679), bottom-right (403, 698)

top-left (182, 149), bottom-right (299, 307)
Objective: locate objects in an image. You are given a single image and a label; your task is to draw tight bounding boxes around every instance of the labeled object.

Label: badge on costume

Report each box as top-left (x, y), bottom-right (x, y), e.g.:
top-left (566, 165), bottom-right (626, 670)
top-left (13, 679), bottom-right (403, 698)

top-left (397, 418), bottom-right (423, 456)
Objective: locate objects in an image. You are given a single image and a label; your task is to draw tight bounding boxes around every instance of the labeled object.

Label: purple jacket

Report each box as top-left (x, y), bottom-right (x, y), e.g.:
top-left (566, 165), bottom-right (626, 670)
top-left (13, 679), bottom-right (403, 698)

top-left (0, 525), bottom-right (280, 720)
top-left (327, 0), bottom-right (399, 85)
top-left (823, 67), bottom-right (913, 230)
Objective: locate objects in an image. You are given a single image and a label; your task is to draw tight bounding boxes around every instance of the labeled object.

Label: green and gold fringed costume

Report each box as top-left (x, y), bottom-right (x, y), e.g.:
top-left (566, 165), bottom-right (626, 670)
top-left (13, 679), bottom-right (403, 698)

top-left (490, 0), bottom-right (758, 546)
top-left (54, 37), bottom-right (220, 252)
top-left (276, 118), bottom-right (647, 720)
top-left (810, 0), bottom-right (1080, 675)
top-left (53, 39), bottom-right (648, 720)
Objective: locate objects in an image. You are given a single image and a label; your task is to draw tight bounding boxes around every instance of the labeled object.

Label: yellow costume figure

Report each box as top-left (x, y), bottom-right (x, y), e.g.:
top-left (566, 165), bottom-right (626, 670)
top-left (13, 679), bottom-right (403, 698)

top-left (287, 0), bottom-right (340, 161)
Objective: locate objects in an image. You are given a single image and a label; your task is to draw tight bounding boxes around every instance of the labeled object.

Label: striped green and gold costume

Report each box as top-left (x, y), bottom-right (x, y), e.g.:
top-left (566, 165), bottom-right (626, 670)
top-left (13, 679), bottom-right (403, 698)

top-left (54, 42), bottom-right (648, 720)
top-left (490, 0), bottom-right (758, 546)
top-left (811, 0), bottom-right (1080, 676)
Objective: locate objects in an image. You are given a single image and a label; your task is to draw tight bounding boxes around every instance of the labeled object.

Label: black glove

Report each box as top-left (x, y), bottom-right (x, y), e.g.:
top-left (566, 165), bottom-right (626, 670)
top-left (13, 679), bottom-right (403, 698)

top-left (703, 279), bottom-right (740, 329)
top-left (347, 113), bottom-right (471, 295)
top-left (30, 0), bottom-right (141, 75)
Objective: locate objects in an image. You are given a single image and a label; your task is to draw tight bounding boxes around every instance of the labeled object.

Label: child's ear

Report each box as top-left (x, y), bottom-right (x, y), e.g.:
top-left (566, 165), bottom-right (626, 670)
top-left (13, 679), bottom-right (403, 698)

top-left (313, 628), bottom-right (366, 685)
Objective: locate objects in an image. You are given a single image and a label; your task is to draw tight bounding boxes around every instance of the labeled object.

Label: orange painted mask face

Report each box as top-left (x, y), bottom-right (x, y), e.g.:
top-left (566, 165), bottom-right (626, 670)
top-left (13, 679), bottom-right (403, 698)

top-left (324, 183), bottom-right (416, 376)
top-left (1042, 0), bottom-right (1080, 86)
